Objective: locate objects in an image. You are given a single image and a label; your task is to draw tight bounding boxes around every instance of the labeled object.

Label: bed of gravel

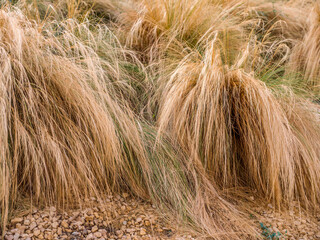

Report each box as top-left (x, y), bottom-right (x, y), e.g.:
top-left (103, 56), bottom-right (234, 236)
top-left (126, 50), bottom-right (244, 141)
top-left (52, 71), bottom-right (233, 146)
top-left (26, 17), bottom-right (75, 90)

top-left (4, 194), bottom-right (194, 240)
top-left (4, 196), bottom-right (320, 240)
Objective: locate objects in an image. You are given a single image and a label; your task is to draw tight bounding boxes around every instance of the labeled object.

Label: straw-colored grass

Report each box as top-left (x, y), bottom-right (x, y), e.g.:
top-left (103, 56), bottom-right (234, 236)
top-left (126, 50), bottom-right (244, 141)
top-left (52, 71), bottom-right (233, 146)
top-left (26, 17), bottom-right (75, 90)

top-left (0, 8), bottom-right (133, 230)
top-left (101, 0), bottom-right (320, 212)
top-left (155, 40), bottom-right (320, 209)
top-left (115, 0), bottom-right (247, 63)
top-left (1, 0), bottom-right (320, 239)
top-left (289, 4), bottom-right (320, 94)
top-left (0, 7), bottom-right (257, 239)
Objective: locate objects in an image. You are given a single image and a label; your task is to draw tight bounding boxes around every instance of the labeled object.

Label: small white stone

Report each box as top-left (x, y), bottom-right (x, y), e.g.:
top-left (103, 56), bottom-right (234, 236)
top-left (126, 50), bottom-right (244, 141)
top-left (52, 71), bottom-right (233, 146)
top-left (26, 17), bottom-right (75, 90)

top-left (61, 220), bottom-right (68, 228)
top-left (91, 226), bottom-right (98, 233)
top-left (33, 229), bottom-right (41, 237)
top-left (139, 228), bottom-right (146, 236)
top-left (11, 218), bottom-right (23, 224)
top-left (52, 222), bottom-right (59, 229)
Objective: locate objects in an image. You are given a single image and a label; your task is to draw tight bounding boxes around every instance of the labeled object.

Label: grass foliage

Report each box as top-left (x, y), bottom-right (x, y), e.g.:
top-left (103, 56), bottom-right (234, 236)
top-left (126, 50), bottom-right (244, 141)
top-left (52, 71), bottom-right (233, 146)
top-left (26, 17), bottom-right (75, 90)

top-left (0, 0), bottom-right (320, 239)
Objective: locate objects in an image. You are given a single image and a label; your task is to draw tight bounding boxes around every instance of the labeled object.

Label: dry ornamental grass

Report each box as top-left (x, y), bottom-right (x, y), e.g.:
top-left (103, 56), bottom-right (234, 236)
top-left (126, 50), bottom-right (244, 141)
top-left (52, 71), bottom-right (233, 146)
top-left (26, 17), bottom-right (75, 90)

top-left (0, 0), bottom-right (320, 239)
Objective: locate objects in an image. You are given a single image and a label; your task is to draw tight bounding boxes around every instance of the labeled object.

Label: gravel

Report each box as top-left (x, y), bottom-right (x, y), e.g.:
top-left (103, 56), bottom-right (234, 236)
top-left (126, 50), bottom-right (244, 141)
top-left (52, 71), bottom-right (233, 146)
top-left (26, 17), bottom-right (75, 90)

top-left (4, 196), bottom-right (320, 239)
top-left (4, 195), bottom-right (195, 240)
top-left (252, 202), bottom-right (320, 240)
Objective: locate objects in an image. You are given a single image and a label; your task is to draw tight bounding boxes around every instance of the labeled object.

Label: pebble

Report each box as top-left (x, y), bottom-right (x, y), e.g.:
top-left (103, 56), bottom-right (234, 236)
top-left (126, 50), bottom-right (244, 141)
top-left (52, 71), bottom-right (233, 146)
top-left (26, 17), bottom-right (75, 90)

top-left (85, 215), bottom-right (94, 221)
top-left (10, 218), bottom-right (23, 225)
top-left (61, 220), bottom-right (68, 228)
top-left (23, 219), bottom-right (30, 226)
top-left (33, 229), bottom-right (41, 236)
top-left (52, 222), bottom-right (59, 229)
top-left (57, 227), bottom-right (62, 235)
top-left (139, 228), bottom-right (146, 236)
top-left (86, 233), bottom-right (94, 239)
top-left (126, 228), bottom-right (135, 233)
top-left (91, 226), bottom-right (98, 233)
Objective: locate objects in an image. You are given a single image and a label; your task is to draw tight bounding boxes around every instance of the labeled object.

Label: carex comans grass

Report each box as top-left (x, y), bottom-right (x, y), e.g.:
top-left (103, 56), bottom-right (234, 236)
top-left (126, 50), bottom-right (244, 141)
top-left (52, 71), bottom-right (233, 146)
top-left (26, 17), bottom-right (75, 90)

top-left (1, 0), bottom-right (320, 239)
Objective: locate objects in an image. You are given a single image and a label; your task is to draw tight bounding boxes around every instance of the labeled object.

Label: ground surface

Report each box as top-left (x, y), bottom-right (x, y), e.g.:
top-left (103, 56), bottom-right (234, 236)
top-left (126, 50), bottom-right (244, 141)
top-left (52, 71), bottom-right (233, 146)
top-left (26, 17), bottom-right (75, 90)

top-left (251, 203), bottom-right (320, 240)
top-left (4, 195), bottom-right (320, 240)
